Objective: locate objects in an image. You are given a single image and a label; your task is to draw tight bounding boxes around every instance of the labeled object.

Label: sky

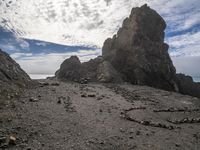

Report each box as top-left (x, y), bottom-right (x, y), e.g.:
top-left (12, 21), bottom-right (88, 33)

top-left (0, 0), bottom-right (200, 79)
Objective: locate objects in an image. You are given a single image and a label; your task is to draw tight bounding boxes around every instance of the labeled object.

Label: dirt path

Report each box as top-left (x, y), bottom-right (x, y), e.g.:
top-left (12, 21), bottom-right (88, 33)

top-left (1, 80), bottom-right (200, 149)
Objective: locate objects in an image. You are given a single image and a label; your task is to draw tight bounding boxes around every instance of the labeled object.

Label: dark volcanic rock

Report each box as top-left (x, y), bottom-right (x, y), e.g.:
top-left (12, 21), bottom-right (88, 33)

top-left (102, 4), bottom-right (178, 91)
top-left (176, 74), bottom-right (200, 98)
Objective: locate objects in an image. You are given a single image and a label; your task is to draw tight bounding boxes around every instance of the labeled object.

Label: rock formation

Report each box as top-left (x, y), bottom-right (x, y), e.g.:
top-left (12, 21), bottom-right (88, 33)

top-left (0, 49), bottom-right (32, 97)
top-left (55, 55), bottom-right (122, 83)
top-left (55, 4), bottom-right (200, 98)
top-left (102, 4), bottom-right (178, 91)
top-left (176, 74), bottom-right (200, 98)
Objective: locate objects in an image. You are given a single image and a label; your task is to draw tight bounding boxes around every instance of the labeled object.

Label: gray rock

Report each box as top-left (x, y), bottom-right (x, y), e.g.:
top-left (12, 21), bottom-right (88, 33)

top-left (176, 74), bottom-right (200, 98)
top-left (0, 49), bottom-right (31, 85)
top-left (55, 56), bottom-right (82, 81)
top-left (0, 49), bottom-right (33, 98)
top-left (97, 61), bottom-right (122, 83)
top-left (54, 4), bottom-right (200, 98)
top-left (102, 4), bottom-right (178, 91)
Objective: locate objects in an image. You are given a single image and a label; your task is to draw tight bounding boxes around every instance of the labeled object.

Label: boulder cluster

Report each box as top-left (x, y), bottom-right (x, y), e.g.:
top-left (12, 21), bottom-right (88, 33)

top-left (55, 4), bottom-right (200, 98)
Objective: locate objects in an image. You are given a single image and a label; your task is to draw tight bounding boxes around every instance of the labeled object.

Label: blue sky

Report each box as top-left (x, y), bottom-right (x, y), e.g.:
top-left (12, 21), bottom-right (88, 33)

top-left (0, 0), bottom-right (200, 78)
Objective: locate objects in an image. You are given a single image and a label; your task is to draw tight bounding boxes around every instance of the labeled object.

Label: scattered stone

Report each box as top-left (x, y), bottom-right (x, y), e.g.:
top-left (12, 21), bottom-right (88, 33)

top-left (136, 131), bottom-right (141, 135)
top-left (51, 82), bottom-right (60, 86)
top-left (88, 94), bottom-right (96, 98)
top-left (81, 94), bottom-right (87, 98)
top-left (97, 95), bottom-right (105, 100)
top-left (153, 108), bottom-right (200, 112)
top-left (39, 82), bottom-right (49, 86)
top-left (29, 97), bottom-right (38, 102)
top-left (168, 118), bottom-right (200, 124)
top-left (8, 135), bottom-right (16, 145)
top-left (57, 99), bottom-right (62, 104)
top-left (80, 78), bottom-right (88, 84)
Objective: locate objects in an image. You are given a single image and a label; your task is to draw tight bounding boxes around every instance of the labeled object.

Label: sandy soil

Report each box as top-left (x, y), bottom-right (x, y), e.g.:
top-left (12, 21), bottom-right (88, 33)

top-left (0, 80), bottom-right (200, 150)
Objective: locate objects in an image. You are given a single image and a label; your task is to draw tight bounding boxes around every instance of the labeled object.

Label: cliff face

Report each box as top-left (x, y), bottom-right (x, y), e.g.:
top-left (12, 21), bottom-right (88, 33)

top-left (102, 4), bottom-right (178, 91)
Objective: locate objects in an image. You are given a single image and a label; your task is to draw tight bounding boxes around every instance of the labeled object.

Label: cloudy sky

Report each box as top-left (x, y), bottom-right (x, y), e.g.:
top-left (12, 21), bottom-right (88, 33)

top-left (0, 0), bottom-right (199, 79)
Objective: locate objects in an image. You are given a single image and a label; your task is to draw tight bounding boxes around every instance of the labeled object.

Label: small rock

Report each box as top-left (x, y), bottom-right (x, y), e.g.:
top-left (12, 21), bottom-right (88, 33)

top-left (51, 82), bottom-right (60, 86)
top-left (136, 131), bottom-right (141, 135)
top-left (81, 94), bottom-right (87, 98)
top-left (9, 135), bottom-right (16, 145)
top-left (29, 97), bottom-right (38, 102)
top-left (80, 78), bottom-right (88, 84)
top-left (88, 94), bottom-right (96, 97)
top-left (129, 136), bottom-right (134, 139)
top-left (57, 99), bottom-right (61, 104)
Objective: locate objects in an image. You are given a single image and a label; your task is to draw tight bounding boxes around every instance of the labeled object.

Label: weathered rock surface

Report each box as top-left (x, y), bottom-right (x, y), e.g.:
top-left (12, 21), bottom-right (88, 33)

top-left (176, 74), bottom-right (200, 98)
top-left (55, 56), bottom-right (82, 81)
top-left (96, 60), bottom-right (122, 83)
top-left (102, 4), bottom-right (177, 91)
top-left (0, 49), bottom-right (32, 98)
top-left (55, 5), bottom-right (200, 98)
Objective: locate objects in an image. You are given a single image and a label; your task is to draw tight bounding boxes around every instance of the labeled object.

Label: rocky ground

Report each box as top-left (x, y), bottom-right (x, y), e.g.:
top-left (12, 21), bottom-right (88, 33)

top-left (0, 80), bottom-right (200, 150)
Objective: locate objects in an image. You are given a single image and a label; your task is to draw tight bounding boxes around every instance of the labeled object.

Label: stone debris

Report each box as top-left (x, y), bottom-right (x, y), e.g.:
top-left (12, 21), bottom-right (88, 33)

top-left (122, 111), bottom-right (176, 130)
top-left (29, 97), bottom-right (39, 102)
top-left (168, 118), bottom-right (200, 124)
top-left (51, 82), bottom-right (60, 86)
top-left (153, 108), bottom-right (200, 112)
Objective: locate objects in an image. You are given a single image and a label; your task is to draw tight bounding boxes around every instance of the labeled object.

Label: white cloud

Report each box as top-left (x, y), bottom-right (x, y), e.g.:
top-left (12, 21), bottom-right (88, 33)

top-left (167, 31), bottom-right (200, 57)
top-left (172, 56), bottom-right (200, 77)
top-left (1, 0), bottom-right (199, 48)
top-left (11, 49), bottom-right (101, 75)
top-left (1, 0), bottom-right (200, 77)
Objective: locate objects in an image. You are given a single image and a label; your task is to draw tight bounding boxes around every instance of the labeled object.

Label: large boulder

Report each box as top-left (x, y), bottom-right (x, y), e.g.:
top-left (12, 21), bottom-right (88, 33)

top-left (55, 56), bottom-right (82, 81)
top-left (102, 4), bottom-right (178, 91)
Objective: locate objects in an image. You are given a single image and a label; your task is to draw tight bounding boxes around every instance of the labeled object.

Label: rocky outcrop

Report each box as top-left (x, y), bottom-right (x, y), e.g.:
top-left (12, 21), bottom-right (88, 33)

top-left (55, 56), bottom-right (82, 81)
top-left (0, 49), bottom-right (33, 97)
top-left (55, 4), bottom-right (200, 98)
top-left (55, 56), bottom-right (122, 83)
top-left (102, 4), bottom-right (178, 91)
top-left (176, 74), bottom-right (200, 98)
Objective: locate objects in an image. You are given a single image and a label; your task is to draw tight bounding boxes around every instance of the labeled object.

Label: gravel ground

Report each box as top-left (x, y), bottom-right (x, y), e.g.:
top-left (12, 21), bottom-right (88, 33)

top-left (0, 80), bottom-right (200, 150)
